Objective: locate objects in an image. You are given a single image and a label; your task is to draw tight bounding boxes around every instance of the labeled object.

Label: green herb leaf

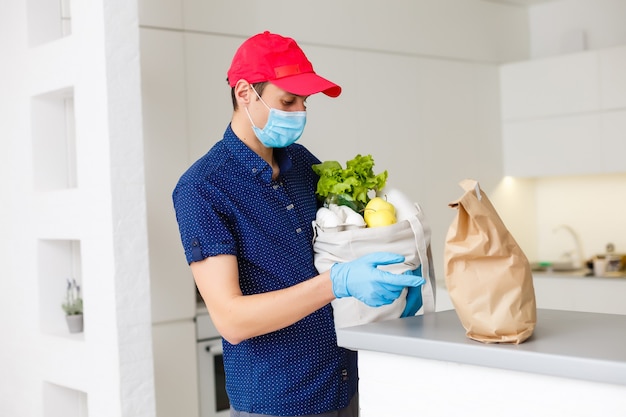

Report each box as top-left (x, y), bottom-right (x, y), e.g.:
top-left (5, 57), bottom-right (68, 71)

top-left (312, 154), bottom-right (387, 212)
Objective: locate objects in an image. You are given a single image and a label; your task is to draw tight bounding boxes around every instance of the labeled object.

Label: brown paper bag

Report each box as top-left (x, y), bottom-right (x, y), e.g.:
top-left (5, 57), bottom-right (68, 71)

top-left (444, 179), bottom-right (536, 344)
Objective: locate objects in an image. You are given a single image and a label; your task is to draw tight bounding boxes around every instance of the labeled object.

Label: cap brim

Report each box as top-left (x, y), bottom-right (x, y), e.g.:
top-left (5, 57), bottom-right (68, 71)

top-left (271, 72), bottom-right (342, 98)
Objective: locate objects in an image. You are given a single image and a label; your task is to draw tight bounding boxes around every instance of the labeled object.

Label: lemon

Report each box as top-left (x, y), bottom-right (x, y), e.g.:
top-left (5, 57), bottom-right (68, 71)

top-left (364, 197), bottom-right (396, 227)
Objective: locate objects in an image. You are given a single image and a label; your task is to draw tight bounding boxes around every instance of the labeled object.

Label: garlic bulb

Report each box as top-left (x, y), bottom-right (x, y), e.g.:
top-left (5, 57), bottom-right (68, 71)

top-left (343, 206), bottom-right (366, 227)
top-left (316, 207), bottom-right (341, 229)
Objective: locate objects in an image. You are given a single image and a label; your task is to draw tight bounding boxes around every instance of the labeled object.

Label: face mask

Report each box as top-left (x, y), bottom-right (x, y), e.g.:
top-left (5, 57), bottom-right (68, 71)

top-left (245, 87), bottom-right (307, 148)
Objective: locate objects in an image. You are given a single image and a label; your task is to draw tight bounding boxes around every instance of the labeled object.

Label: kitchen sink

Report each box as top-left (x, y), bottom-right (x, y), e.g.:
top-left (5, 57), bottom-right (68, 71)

top-left (545, 269), bottom-right (590, 277)
top-left (531, 261), bottom-right (578, 272)
top-left (531, 261), bottom-right (592, 277)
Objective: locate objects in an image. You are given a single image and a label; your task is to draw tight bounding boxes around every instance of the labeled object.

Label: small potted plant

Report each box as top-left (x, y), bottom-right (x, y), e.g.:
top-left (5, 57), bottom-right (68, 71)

top-left (62, 278), bottom-right (83, 333)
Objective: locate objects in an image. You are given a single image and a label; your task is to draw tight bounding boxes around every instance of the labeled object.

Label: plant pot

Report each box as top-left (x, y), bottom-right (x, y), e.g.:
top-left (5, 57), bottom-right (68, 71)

top-left (66, 314), bottom-right (84, 333)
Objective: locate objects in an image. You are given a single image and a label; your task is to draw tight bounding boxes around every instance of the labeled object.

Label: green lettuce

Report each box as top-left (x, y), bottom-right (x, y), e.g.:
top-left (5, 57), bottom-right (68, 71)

top-left (312, 154), bottom-right (388, 213)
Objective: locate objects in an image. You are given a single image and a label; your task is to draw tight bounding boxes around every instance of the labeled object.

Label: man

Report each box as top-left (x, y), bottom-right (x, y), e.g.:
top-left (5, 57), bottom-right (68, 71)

top-left (173, 31), bottom-right (423, 417)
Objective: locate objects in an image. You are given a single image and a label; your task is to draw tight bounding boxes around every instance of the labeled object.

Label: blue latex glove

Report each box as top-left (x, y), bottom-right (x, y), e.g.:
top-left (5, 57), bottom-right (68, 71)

top-left (330, 252), bottom-right (425, 307)
top-left (401, 265), bottom-right (424, 317)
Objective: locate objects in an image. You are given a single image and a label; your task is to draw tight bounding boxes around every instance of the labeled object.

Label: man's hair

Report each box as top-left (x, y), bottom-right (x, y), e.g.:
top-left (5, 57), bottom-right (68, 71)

top-left (228, 80), bottom-right (268, 110)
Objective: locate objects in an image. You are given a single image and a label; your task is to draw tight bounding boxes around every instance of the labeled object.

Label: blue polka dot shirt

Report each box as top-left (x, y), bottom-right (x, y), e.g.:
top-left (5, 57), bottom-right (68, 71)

top-left (172, 125), bottom-right (358, 415)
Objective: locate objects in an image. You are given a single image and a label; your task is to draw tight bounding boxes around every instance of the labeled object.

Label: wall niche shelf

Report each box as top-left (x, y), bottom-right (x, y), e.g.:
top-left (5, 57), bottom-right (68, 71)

top-left (43, 382), bottom-right (88, 417)
top-left (38, 239), bottom-right (84, 338)
top-left (31, 88), bottom-right (77, 191)
top-left (26, 0), bottom-right (71, 47)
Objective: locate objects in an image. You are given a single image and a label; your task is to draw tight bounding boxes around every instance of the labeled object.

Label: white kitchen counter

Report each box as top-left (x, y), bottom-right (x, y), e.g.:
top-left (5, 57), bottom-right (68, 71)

top-left (336, 309), bottom-right (626, 416)
top-left (337, 309), bottom-right (626, 385)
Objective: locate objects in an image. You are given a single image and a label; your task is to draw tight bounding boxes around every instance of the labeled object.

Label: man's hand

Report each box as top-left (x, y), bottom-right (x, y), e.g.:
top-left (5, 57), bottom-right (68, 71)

top-left (401, 266), bottom-right (424, 317)
top-left (330, 252), bottom-right (425, 307)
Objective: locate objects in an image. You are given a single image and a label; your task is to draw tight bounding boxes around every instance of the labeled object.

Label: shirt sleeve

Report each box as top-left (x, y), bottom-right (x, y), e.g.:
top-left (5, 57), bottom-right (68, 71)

top-left (172, 182), bottom-right (237, 264)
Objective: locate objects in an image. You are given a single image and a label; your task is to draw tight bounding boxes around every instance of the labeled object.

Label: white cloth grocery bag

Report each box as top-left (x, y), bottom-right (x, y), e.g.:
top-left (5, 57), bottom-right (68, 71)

top-left (312, 202), bottom-right (436, 329)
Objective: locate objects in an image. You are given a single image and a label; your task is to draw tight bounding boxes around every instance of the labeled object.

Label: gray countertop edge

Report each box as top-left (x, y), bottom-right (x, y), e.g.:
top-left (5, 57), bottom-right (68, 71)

top-left (336, 309), bottom-right (626, 386)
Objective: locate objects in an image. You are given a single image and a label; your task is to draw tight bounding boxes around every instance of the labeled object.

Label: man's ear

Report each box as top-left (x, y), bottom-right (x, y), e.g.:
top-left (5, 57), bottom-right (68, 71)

top-left (234, 80), bottom-right (252, 106)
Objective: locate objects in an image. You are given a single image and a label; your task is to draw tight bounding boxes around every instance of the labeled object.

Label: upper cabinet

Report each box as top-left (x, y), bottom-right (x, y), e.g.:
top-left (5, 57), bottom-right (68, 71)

top-left (600, 46), bottom-right (626, 109)
top-left (500, 45), bottom-right (626, 177)
top-left (501, 52), bottom-right (600, 120)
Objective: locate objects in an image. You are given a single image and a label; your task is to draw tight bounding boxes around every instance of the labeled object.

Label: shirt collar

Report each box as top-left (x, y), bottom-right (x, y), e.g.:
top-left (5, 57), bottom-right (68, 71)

top-left (224, 124), bottom-right (293, 183)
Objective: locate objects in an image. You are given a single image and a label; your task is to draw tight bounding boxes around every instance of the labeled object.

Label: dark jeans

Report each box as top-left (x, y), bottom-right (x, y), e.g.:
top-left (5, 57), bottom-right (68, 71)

top-left (230, 393), bottom-right (359, 417)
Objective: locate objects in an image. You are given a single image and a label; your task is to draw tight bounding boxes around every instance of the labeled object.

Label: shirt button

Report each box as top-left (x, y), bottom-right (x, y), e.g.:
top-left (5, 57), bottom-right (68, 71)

top-left (286, 204), bottom-right (294, 210)
top-left (296, 228), bottom-right (302, 233)
top-left (252, 167), bottom-right (258, 173)
top-left (273, 184), bottom-right (280, 190)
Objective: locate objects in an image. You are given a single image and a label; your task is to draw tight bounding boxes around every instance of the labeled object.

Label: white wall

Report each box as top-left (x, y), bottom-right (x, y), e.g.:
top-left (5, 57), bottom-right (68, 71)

top-left (490, 177), bottom-right (539, 261)
top-left (534, 174), bottom-right (626, 262)
top-left (139, 0), bottom-right (529, 289)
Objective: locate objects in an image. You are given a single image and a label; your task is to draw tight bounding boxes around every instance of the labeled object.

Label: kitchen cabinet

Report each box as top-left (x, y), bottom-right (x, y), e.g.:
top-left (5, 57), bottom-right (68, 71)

top-left (532, 273), bottom-right (626, 315)
top-left (601, 110), bottom-right (626, 172)
top-left (599, 46), bottom-right (626, 109)
top-left (500, 45), bottom-right (626, 177)
top-left (500, 51), bottom-right (599, 120)
top-left (152, 321), bottom-right (199, 417)
top-left (140, 25), bottom-right (201, 417)
top-left (140, 27), bottom-right (197, 323)
top-left (502, 113), bottom-right (603, 177)
top-left (438, 275), bottom-right (626, 315)
top-left (503, 111), bottom-right (626, 177)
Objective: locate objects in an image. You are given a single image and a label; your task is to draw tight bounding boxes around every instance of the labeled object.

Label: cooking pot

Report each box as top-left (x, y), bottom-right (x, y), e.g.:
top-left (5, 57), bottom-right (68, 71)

top-left (593, 253), bottom-right (625, 276)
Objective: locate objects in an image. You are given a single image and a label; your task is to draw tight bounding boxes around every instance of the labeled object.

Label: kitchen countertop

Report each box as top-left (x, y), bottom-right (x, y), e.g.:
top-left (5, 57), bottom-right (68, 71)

top-left (336, 309), bottom-right (626, 386)
top-left (532, 269), bottom-right (626, 279)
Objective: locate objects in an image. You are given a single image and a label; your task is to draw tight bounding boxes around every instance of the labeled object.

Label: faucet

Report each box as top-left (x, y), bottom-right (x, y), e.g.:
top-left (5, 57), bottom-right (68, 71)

top-left (553, 224), bottom-right (585, 268)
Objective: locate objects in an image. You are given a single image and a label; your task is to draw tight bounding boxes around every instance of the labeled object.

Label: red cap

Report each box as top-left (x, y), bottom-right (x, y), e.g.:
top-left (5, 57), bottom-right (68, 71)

top-left (227, 31), bottom-right (342, 98)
